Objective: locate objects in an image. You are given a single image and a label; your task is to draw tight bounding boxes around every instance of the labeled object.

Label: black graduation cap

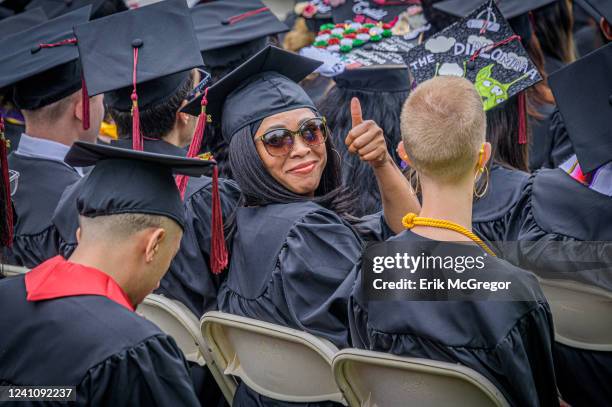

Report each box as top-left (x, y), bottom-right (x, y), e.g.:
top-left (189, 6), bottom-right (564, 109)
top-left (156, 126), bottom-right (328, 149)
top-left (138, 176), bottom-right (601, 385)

top-left (548, 42), bottom-right (612, 174)
top-left (25, 0), bottom-right (125, 19)
top-left (332, 0), bottom-right (415, 24)
top-left (0, 5), bottom-right (14, 19)
top-left (575, 0), bottom-right (612, 24)
top-left (0, 6), bottom-right (91, 110)
top-left (334, 64), bottom-right (411, 92)
top-left (65, 141), bottom-right (214, 230)
top-left (433, 0), bottom-right (557, 41)
top-left (182, 45), bottom-right (322, 143)
top-left (191, 0), bottom-right (289, 69)
top-left (0, 7), bottom-right (46, 38)
top-left (74, 0), bottom-right (203, 149)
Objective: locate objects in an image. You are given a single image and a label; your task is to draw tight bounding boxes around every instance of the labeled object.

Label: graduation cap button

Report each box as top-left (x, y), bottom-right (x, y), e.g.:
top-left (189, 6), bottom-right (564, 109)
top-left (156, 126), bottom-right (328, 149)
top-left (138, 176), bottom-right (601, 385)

top-left (609, 95), bottom-right (612, 106)
top-left (221, 18), bottom-right (230, 25)
top-left (30, 45), bottom-right (41, 54)
top-left (131, 38), bottom-right (143, 48)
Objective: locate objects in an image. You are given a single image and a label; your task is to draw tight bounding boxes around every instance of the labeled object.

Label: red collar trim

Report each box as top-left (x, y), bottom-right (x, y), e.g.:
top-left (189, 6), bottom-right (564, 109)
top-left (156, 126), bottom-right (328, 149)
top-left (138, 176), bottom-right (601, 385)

top-left (25, 256), bottom-right (135, 312)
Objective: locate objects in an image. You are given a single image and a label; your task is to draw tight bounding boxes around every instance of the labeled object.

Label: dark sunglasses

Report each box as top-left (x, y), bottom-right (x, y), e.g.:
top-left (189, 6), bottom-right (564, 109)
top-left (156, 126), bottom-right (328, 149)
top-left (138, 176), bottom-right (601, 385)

top-left (254, 117), bottom-right (329, 157)
top-left (186, 68), bottom-right (211, 101)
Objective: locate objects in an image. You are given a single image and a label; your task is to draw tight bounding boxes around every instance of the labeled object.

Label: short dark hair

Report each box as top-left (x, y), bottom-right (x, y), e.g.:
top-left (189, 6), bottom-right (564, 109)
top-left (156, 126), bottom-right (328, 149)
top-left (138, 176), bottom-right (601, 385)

top-left (108, 73), bottom-right (194, 140)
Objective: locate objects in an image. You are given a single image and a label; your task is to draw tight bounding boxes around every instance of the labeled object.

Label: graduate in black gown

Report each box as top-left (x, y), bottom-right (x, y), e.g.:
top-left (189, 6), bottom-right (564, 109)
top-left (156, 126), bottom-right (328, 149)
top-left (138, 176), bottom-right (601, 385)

top-left (182, 45), bottom-right (419, 406)
top-left (318, 65), bottom-right (411, 217)
top-left (508, 42), bottom-right (612, 407)
top-left (191, 0), bottom-right (289, 179)
top-left (0, 7), bottom-right (106, 268)
top-left (0, 141), bottom-right (211, 406)
top-left (350, 76), bottom-right (558, 407)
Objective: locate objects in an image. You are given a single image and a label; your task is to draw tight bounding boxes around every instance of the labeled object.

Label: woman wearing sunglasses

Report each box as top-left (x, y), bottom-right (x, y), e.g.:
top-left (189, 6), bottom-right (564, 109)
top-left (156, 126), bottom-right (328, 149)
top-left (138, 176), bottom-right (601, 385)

top-left (183, 46), bottom-right (418, 406)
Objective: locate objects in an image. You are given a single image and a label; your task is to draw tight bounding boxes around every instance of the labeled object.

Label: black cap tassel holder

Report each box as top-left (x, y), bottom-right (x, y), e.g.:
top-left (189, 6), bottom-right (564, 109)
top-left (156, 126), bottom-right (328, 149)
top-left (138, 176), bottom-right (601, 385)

top-left (31, 37), bottom-right (91, 131)
top-left (0, 116), bottom-right (13, 248)
top-left (131, 38), bottom-right (143, 151)
top-left (176, 88), bottom-right (228, 275)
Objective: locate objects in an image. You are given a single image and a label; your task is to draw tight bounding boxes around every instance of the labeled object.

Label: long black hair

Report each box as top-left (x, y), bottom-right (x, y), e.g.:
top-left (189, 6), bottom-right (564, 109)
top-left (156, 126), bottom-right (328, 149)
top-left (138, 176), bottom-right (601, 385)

top-left (225, 114), bottom-right (357, 239)
top-left (318, 85), bottom-right (409, 216)
top-left (533, 0), bottom-right (576, 66)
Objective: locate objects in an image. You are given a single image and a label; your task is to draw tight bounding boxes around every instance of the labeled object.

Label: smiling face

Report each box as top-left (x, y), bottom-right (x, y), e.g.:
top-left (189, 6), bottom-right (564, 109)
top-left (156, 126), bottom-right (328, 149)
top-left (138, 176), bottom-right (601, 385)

top-left (253, 108), bottom-right (327, 197)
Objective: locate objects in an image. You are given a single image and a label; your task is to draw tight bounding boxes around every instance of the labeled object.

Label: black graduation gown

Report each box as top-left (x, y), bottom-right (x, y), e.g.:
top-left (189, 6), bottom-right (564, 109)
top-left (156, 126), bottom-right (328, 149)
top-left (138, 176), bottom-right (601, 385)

top-left (505, 168), bottom-right (612, 407)
top-left (218, 201), bottom-right (363, 407)
top-left (473, 164), bottom-right (529, 244)
top-left (4, 152), bottom-right (80, 268)
top-left (529, 107), bottom-right (574, 171)
top-left (0, 275), bottom-right (200, 406)
top-left (348, 230), bottom-right (559, 407)
top-left (4, 121), bottom-right (24, 153)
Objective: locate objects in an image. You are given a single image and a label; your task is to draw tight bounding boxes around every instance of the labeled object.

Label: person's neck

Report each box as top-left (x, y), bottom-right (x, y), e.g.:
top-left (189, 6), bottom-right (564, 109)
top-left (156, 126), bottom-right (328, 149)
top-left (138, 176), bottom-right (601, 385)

top-left (68, 244), bottom-right (137, 304)
top-left (163, 128), bottom-right (189, 148)
top-left (25, 123), bottom-right (78, 147)
top-left (411, 175), bottom-right (475, 242)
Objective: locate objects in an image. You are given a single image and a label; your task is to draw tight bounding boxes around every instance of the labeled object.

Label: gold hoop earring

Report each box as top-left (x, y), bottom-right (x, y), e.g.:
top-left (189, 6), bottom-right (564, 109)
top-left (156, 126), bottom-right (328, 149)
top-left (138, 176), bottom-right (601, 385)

top-left (474, 166), bottom-right (489, 199)
top-left (408, 167), bottom-right (421, 196)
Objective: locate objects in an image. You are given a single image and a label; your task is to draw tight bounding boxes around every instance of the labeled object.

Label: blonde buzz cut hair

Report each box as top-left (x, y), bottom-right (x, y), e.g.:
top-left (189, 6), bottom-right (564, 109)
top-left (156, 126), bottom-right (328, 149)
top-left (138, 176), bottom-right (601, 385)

top-left (400, 76), bottom-right (486, 183)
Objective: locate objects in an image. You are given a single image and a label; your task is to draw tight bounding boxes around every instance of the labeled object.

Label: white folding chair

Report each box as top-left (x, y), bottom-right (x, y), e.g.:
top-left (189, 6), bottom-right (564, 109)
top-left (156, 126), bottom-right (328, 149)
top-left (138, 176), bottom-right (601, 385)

top-left (538, 278), bottom-right (612, 351)
top-left (0, 263), bottom-right (29, 277)
top-left (201, 311), bottom-right (346, 405)
top-left (333, 348), bottom-right (509, 407)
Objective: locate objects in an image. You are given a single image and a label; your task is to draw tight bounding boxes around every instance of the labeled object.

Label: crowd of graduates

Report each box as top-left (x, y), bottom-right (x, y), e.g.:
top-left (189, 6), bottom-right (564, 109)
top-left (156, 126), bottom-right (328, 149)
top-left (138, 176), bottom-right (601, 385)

top-left (0, 0), bottom-right (610, 406)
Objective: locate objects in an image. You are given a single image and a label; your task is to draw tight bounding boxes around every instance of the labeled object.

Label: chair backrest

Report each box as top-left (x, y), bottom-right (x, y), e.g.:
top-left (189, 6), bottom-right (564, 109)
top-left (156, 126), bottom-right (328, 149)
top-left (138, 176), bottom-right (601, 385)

top-left (201, 311), bottom-right (345, 405)
top-left (137, 294), bottom-right (206, 366)
top-left (0, 264), bottom-right (29, 277)
top-left (333, 349), bottom-right (509, 407)
top-left (538, 278), bottom-right (612, 351)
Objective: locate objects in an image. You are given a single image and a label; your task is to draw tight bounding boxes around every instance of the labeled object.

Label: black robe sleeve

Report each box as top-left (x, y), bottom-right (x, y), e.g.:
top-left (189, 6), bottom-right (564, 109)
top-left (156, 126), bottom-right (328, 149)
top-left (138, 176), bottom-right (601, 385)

top-left (353, 212), bottom-right (395, 242)
top-left (78, 335), bottom-right (200, 407)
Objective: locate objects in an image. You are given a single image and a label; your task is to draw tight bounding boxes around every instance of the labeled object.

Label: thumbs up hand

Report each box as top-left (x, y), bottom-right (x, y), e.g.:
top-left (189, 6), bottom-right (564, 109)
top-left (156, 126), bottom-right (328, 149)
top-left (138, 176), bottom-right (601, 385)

top-left (345, 97), bottom-right (389, 168)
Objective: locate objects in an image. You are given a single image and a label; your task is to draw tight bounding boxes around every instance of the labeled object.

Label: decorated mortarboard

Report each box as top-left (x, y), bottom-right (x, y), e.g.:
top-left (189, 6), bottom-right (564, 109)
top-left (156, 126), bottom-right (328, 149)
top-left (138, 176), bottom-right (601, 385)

top-left (334, 64), bottom-right (411, 92)
top-left (0, 7), bottom-right (46, 39)
top-left (65, 141), bottom-right (214, 231)
top-left (0, 6), bottom-right (91, 111)
top-left (575, 0), bottom-right (612, 24)
top-left (182, 45), bottom-right (322, 143)
top-left (191, 0), bottom-right (289, 69)
top-left (405, 1), bottom-right (542, 144)
top-left (433, 0), bottom-right (557, 41)
top-left (25, 0), bottom-right (125, 19)
top-left (332, 0), bottom-right (418, 25)
top-left (548, 43), bottom-right (612, 174)
top-left (73, 0), bottom-right (203, 150)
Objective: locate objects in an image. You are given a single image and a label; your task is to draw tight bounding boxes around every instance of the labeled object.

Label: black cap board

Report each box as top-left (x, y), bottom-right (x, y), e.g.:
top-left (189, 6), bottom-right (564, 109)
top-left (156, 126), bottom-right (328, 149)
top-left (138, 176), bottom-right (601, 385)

top-left (405, 0), bottom-right (542, 111)
top-left (0, 7), bottom-right (46, 38)
top-left (74, 0), bottom-right (202, 111)
top-left (334, 64), bottom-right (411, 92)
top-left (25, 0), bottom-right (126, 19)
top-left (433, 0), bottom-right (557, 41)
top-left (0, 5), bottom-right (13, 19)
top-left (575, 0), bottom-right (612, 24)
top-left (181, 45), bottom-right (322, 142)
top-left (548, 42), bottom-right (612, 174)
top-left (0, 6), bottom-right (91, 110)
top-left (66, 141), bottom-right (215, 230)
top-left (191, 0), bottom-right (289, 69)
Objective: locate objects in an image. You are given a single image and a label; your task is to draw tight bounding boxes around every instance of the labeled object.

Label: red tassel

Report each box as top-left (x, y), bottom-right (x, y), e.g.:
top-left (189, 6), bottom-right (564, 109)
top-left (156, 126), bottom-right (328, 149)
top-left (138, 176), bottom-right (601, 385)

top-left (209, 166), bottom-right (228, 274)
top-left (518, 92), bottom-right (527, 145)
top-left (0, 117), bottom-right (14, 248)
top-left (81, 76), bottom-right (90, 131)
top-left (131, 47), bottom-right (143, 151)
top-left (175, 88), bottom-right (227, 273)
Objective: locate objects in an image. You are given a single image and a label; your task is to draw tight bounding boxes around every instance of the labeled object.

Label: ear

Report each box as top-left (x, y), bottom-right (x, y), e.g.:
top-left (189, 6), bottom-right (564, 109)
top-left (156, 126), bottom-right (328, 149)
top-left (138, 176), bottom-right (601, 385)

top-left (76, 227), bottom-right (82, 244)
top-left (176, 111), bottom-right (191, 127)
top-left (601, 18), bottom-right (612, 41)
top-left (396, 141), bottom-right (412, 166)
top-left (74, 92), bottom-right (85, 123)
top-left (144, 228), bottom-right (166, 263)
top-left (480, 142), bottom-right (492, 168)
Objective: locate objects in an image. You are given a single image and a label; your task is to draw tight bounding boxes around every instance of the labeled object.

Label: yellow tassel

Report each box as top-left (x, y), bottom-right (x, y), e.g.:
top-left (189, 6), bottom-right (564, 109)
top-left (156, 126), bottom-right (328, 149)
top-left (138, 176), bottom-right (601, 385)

top-left (402, 213), bottom-right (496, 257)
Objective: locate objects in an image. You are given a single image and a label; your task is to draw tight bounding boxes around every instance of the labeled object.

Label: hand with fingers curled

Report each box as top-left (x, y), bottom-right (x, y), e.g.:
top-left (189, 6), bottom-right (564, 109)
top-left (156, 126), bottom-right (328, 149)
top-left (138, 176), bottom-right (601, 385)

top-left (344, 97), bottom-right (390, 169)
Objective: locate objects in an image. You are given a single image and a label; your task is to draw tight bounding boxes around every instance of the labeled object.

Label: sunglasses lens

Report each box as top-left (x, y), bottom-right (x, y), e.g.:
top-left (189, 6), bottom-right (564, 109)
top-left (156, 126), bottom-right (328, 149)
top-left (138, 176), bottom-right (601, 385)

top-left (262, 129), bottom-right (293, 156)
top-left (301, 119), bottom-right (326, 146)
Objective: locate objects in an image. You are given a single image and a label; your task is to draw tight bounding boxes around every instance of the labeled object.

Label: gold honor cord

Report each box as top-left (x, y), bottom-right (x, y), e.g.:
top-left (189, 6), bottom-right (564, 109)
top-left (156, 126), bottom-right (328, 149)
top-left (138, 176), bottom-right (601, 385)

top-left (402, 213), bottom-right (497, 257)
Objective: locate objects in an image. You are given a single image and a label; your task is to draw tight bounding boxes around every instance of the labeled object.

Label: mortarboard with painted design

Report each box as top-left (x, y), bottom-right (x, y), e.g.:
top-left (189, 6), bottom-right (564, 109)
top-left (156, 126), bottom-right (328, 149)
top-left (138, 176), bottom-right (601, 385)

top-left (332, 0), bottom-right (418, 25)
